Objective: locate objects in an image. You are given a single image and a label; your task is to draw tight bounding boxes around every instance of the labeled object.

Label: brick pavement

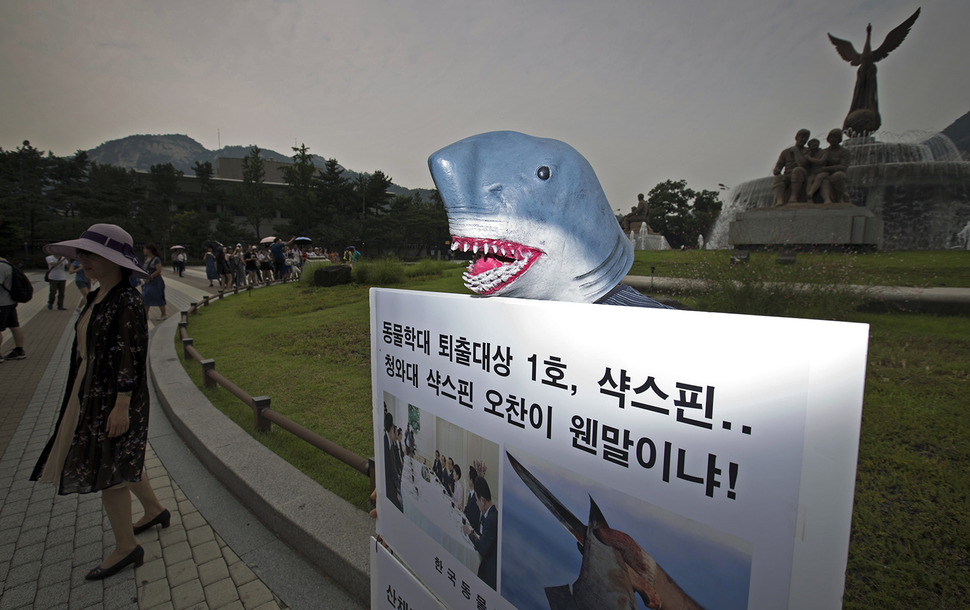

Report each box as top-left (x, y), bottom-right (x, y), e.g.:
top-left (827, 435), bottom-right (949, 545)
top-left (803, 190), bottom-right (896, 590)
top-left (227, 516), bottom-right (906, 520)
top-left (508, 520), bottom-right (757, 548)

top-left (0, 277), bottom-right (77, 457)
top-left (0, 273), bottom-right (287, 610)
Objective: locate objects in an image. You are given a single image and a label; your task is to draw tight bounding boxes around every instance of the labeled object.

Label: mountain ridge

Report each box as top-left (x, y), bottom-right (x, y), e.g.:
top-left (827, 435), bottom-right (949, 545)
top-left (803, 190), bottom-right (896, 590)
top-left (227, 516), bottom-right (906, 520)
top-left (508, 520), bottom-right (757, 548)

top-left (85, 133), bottom-right (428, 196)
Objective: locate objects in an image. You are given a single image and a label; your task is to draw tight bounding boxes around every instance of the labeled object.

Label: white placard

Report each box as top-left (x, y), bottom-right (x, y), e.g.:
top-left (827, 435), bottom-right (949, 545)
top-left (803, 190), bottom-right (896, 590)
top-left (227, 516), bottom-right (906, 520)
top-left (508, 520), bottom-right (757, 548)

top-left (371, 537), bottom-right (448, 610)
top-left (371, 289), bottom-right (868, 610)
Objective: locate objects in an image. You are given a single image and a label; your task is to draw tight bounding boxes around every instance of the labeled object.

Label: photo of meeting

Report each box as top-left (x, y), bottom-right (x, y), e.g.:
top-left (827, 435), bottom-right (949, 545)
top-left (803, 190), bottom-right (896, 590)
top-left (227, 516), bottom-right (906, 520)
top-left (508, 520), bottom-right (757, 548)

top-left (381, 391), bottom-right (500, 589)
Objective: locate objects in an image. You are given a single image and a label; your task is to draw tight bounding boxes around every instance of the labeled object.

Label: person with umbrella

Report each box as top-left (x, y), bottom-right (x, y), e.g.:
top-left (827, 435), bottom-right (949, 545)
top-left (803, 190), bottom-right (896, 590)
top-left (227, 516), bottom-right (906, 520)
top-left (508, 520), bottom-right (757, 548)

top-left (294, 237), bottom-right (312, 270)
top-left (170, 246), bottom-right (186, 277)
top-left (270, 236), bottom-right (295, 281)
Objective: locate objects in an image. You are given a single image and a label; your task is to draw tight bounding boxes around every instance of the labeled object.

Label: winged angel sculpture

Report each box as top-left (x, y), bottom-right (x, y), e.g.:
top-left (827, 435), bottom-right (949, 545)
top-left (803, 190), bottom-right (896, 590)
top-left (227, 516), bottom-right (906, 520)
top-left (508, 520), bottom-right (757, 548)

top-left (828, 7), bottom-right (921, 136)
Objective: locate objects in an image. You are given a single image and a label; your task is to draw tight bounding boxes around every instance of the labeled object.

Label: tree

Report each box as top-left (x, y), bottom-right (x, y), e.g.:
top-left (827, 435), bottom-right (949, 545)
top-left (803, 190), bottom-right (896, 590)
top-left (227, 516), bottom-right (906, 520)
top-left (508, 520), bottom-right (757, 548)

top-left (364, 170), bottom-right (393, 215)
top-left (192, 160), bottom-right (214, 189)
top-left (47, 150), bottom-right (90, 219)
top-left (139, 162), bottom-right (183, 244)
top-left (645, 179), bottom-right (722, 249)
top-left (291, 157), bottom-right (355, 248)
top-left (353, 171), bottom-right (393, 250)
top-left (377, 191), bottom-right (450, 257)
top-left (315, 158), bottom-right (353, 219)
top-left (280, 144), bottom-right (316, 229)
top-left (0, 141), bottom-right (49, 260)
top-left (40, 150), bottom-right (94, 245)
top-left (238, 146), bottom-right (273, 240)
top-left (83, 163), bottom-right (144, 223)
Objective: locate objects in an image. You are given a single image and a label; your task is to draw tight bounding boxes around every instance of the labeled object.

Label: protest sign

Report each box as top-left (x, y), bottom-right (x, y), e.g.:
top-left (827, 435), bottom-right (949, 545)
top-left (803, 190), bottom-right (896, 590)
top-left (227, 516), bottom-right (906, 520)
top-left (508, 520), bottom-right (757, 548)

top-left (371, 537), bottom-right (447, 610)
top-left (371, 288), bottom-right (868, 609)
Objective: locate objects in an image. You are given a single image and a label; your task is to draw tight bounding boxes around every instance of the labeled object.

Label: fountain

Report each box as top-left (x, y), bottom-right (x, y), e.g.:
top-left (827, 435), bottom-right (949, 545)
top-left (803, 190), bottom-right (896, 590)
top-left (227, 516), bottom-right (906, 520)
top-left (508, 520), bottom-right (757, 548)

top-left (709, 9), bottom-right (970, 251)
top-left (710, 131), bottom-right (970, 250)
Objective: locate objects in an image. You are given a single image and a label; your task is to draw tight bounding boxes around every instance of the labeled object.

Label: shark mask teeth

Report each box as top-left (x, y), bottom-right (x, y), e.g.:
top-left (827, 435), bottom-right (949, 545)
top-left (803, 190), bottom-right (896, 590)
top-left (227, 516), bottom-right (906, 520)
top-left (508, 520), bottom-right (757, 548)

top-left (452, 236), bottom-right (543, 296)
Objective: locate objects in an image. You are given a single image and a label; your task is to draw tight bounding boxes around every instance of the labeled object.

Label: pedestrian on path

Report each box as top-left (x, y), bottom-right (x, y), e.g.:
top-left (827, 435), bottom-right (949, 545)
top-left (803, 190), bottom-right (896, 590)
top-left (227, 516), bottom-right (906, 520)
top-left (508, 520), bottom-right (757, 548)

top-left (0, 255), bottom-right (27, 362)
top-left (46, 251), bottom-right (70, 310)
top-left (29, 223), bottom-right (171, 581)
top-left (204, 246), bottom-right (219, 287)
top-left (70, 258), bottom-right (92, 311)
top-left (141, 244), bottom-right (168, 320)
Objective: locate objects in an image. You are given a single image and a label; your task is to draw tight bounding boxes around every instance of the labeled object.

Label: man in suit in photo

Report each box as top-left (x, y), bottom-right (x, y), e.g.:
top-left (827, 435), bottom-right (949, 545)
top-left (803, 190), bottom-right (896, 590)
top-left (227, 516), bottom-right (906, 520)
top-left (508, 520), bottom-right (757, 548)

top-left (463, 466), bottom-right (481, 532)
top-left (383, 413), bottom-right (403, 511)
top-left (464, 476), bottom-right (497, 589)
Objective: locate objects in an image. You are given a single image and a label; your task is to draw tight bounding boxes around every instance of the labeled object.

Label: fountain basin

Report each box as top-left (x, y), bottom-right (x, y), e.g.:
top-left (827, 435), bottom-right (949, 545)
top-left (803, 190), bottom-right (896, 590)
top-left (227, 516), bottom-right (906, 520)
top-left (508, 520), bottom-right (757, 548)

top-left (713, 133), bottom-right (970, 250)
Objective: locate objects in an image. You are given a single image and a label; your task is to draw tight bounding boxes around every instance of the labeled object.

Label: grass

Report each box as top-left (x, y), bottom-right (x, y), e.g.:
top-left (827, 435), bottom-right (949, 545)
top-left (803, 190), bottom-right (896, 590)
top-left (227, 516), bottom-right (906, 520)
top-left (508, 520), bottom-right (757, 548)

top-left (629, 249), bottom-right (970, 288)
top-left (176, 264), bottom-right (466, 510)
top-left (844, 313), bottom-right (970, 608)
top-left (178, 255), bottom-right (969, 605)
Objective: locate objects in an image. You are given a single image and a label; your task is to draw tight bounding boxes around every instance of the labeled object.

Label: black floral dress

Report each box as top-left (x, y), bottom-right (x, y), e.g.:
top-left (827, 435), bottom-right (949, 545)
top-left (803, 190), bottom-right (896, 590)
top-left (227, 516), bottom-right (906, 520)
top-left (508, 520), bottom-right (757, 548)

top-left (30, 282), bottom-right (150, 494)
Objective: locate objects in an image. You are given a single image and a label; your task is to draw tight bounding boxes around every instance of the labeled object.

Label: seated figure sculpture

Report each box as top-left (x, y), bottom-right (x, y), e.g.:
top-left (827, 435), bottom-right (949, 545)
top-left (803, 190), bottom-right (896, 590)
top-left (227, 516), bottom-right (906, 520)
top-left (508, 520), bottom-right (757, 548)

top-left (620, 193), bottom-right (649, 233)
top-left (806, 128), bottom-right (852, 204)
top-left (772, 128), bottom-right (810, 206)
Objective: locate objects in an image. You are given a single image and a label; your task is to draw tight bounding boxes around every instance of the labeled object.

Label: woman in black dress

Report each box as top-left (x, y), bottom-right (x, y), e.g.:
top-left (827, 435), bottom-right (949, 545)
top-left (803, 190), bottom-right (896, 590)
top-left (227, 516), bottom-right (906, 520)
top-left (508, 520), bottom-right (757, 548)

top-left (31, 224), bottom-right (170, 580)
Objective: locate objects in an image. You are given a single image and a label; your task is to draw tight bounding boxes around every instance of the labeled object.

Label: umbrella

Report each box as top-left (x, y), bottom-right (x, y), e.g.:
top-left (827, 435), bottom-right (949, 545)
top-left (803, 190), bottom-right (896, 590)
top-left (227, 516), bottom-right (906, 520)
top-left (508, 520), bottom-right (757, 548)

top-left (203, 240), bottom-right (223, 250)
top-left (260, 236), bottom-right (277, 244)
top-left (169, 245), bottom-right (186, 250)
top-left (294, 236), bottom-right (312, 242)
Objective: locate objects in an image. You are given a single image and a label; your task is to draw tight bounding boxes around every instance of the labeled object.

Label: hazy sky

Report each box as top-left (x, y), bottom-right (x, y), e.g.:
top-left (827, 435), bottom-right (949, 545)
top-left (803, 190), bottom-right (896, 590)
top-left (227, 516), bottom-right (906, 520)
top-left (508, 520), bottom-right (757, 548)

top-left (2, 0), bottom-right (967, 213)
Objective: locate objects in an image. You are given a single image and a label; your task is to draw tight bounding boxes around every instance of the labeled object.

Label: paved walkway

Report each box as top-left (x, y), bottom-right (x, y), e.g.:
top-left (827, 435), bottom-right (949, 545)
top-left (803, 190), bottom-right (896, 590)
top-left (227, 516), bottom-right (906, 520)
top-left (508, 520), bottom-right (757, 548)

top-left (0, 270), bottom-right (362, 610)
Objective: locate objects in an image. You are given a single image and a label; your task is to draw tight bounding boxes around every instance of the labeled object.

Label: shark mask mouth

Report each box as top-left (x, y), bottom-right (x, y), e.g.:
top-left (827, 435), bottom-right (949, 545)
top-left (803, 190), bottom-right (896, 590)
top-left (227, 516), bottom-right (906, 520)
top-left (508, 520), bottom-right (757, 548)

top-left (451, 236), bottom-right (543, 296)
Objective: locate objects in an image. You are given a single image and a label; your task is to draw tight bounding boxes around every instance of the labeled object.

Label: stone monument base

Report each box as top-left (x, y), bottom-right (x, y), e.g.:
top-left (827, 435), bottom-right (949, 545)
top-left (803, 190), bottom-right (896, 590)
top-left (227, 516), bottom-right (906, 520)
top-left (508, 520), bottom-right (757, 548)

top-left (728, 203), bottom-right (883, 250)
top-left (627, 223), bottom-right (670, 251)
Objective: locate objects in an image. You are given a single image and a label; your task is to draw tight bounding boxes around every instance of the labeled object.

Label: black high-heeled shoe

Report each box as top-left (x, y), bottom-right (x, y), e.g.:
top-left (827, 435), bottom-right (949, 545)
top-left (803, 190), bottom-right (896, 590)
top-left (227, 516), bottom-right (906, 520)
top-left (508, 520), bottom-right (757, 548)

top-left (85, 545), bottom-right (144, 580)
top-left (133, 508), bottom-right (171, 535)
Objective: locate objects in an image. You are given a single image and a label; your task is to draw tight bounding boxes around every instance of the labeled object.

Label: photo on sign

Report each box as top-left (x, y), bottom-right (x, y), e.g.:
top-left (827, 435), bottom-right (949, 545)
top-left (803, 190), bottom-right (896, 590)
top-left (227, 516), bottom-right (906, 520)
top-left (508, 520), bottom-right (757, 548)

top-left (382, 391), bottom-right (501, 589)
top-left (501, 447), bottom-right (752, 610)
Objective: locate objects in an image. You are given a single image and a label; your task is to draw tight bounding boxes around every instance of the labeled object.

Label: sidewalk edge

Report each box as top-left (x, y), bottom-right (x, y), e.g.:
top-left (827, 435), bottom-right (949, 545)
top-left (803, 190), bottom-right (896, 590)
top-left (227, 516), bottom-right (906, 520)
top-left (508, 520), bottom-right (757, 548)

top-left (148, 314), bottom-right (374, 605)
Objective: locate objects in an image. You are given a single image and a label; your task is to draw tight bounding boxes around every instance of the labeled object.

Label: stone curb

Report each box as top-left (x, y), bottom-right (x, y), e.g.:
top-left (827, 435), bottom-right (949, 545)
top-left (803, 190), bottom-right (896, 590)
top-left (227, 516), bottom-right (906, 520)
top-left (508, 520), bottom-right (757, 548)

top-left (148, 312), bottom-right (375, 606)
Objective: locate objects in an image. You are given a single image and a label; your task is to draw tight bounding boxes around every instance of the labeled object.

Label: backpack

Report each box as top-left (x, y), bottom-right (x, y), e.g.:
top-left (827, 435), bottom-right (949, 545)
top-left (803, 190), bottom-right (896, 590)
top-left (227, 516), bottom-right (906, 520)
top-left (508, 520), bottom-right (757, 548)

top-left (1, 260), bottom-right (34, 303)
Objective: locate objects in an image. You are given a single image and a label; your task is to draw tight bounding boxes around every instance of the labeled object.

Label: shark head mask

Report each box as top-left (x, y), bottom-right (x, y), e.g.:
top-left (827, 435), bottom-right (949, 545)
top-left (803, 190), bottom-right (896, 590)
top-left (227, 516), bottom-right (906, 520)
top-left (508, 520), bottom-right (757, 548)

top-left (429, 131), bottom-right (633, 303)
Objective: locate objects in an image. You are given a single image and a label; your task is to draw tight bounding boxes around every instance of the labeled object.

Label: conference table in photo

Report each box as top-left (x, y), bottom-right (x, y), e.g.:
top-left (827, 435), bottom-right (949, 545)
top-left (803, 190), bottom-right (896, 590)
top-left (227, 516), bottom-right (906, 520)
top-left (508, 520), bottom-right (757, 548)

top-left (400, 454), bottom-right (481, 576)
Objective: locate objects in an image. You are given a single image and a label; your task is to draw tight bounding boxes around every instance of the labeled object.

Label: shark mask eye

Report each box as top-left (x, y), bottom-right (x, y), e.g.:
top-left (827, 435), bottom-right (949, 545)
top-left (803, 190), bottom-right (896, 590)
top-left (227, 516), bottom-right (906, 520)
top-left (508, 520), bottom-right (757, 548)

top-left (537, 166), bottom-right (551, 181)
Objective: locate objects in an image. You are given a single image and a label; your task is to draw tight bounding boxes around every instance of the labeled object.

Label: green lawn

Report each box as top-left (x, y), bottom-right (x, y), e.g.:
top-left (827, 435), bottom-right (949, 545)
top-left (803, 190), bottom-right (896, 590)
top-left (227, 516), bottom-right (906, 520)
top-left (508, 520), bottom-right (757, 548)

top-left (630, 249), bottom-right (970, 288)
top-left (176, 267), bottom-right (468, 510)
top-left (178, 257), bottom-right (969, 606)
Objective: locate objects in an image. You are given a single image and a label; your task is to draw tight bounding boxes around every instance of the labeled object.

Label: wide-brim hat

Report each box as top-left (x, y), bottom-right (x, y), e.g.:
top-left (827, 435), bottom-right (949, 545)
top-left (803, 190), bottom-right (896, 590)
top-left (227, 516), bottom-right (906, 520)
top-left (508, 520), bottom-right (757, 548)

top-left (44, 223), bottom-right (149, 278)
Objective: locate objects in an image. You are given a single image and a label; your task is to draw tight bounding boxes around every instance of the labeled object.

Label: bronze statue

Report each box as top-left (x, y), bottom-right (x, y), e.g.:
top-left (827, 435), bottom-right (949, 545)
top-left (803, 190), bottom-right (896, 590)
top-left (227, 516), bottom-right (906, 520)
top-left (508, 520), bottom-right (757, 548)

top-left (620, 193), bottom-right (650, 232)
top-left (772, 129), bottom-right (810, 206)
top-left (806, 129), bottom-right (852, 204)
top-left (827, 8), bottom-right (921, 136)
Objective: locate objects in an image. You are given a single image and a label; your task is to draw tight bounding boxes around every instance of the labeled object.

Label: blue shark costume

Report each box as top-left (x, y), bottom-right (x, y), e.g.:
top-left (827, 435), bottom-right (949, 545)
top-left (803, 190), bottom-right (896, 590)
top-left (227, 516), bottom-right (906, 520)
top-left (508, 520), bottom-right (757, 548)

top-left (429, 131), bottom-right (668, 308)
top-left (429, 133), bottom-right (686, 609)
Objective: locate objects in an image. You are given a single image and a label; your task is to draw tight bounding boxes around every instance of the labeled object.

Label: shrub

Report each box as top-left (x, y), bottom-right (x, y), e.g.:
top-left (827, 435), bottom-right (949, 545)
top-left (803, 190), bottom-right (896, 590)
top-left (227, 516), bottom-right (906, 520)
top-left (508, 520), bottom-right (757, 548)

top-left (685, 250), bottom-right (871, 320)
top-left (352, 258), bottom-right (405, 285)
top-left (404, 259), bottom-right (453, 279)
top-left (300, 260), bottom-right (330, 286)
